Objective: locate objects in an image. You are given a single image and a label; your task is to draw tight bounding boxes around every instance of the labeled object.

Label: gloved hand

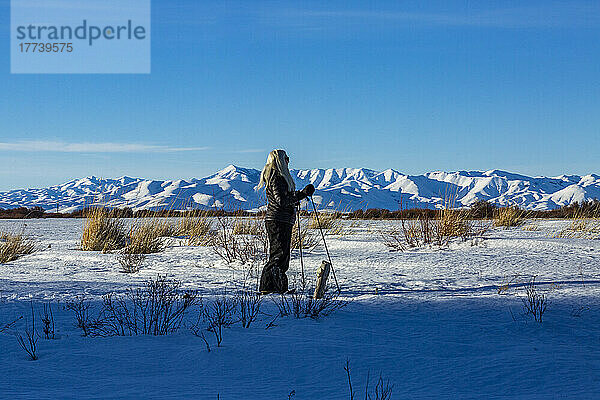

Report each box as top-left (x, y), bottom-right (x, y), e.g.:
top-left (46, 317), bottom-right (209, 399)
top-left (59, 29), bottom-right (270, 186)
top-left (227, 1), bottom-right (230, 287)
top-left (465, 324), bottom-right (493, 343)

top-left (302, 184), bottom-right (315, 196)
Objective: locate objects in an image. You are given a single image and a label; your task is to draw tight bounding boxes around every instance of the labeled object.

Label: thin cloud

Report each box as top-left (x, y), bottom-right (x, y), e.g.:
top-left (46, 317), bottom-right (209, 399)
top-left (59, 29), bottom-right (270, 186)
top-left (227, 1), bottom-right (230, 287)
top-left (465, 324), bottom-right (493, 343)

top-left (0, 141), bottom-right (209, 153)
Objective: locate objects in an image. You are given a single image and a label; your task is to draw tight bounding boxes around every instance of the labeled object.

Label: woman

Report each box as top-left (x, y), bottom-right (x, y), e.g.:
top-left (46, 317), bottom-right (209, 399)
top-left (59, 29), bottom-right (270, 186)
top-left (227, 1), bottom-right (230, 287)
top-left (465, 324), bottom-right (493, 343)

top-left (257, 149), bottom-right (315, 294)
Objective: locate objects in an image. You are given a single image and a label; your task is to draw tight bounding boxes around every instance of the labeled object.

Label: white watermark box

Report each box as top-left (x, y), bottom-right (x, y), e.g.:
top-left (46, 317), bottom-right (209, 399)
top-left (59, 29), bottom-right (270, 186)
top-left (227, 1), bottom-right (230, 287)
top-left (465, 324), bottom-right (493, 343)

top-left (11, 0), bottom-right (151, 73)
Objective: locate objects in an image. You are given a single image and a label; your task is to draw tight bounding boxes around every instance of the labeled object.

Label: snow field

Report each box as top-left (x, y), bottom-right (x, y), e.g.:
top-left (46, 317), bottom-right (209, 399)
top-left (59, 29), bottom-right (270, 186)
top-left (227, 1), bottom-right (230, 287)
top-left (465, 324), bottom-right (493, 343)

top-left (1, 218), bottom-right (599, 399)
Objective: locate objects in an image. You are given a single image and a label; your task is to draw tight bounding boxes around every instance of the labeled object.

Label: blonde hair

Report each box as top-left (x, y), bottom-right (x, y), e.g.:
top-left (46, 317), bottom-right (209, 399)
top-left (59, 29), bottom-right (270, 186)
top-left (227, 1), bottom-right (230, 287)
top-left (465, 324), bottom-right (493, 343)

top-left (257, 149), bottom-right (296, 191)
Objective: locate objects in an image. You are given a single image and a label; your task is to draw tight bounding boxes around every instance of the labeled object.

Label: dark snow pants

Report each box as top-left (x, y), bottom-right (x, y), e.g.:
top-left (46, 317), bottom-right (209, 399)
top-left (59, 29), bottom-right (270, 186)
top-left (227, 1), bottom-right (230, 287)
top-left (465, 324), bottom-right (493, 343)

top-left (259, 220), bottom-right (293, 293)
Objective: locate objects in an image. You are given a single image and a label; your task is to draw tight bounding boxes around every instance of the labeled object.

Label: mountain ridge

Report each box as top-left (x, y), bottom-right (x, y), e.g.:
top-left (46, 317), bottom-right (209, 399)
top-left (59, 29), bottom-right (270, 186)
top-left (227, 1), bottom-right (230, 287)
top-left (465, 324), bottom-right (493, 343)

top-left (0, 165), bottom-right (598, 212)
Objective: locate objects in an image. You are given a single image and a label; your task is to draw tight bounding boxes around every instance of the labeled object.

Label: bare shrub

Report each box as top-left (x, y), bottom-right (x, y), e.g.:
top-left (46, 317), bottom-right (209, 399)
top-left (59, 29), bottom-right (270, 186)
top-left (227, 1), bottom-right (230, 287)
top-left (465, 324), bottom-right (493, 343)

top-left (522, 277), bottom-right (549, 323)
top-left (382, 196), bottom-right (442, 250)
top-left (66, 296), bottom-right (92, 336)
top-left (0, 316), bottom-right (22, 333)
top-left (88, 293), bottom-right (133, 337)
top-left (382, 214), bottom-right (448, 250)
top-left (236, 285), bottom-right (263, 328)
top-left (202, 295), bottom-right (238, 347)
top-left (469, 199), bottom-right (497, 219)
top-left (191, 319), bottom-right (212, 352)
top-left (381, 228), bottom-right (407, 251)
top-left (265, 315), bottom-right (279, 330)
top-left (129, 275), bottom-right (199, 335)
top-left (494, 206), bottom-right (526, 228)
top-left (89, 275), bottom-right (199, 336)
top-left (180, 211), bottom-right (212, 245)
top-left (402, 217), bottom-right (429, 247)
top-left (382, 204), bottom-right (490, 251)
top-left (291, 219), bottom-right (319, 250)
top-left (0, 229), bottom-right (36, 263)
top-left (40, 303), bottom-right (55, 340)
top-left (81, 207), bottom-right (127, 252)
top-left (344, 359), bottom-right (393, 400)
top-left (209, 215), bottom-right (267, 264)
top-left (208, 221), bottom-right (236, 263)
top-left (116, 250), bottom-right (146, 273)
top-left (16, 303), bottom-right (38, 361)
top-left (274, 290), bottom-right (347, 320)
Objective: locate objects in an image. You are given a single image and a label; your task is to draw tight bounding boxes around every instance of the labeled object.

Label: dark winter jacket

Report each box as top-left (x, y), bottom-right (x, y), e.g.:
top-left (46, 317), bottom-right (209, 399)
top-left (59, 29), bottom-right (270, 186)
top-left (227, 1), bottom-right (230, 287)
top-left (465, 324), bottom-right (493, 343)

top-left (265, 171), bottom-right (308, 225)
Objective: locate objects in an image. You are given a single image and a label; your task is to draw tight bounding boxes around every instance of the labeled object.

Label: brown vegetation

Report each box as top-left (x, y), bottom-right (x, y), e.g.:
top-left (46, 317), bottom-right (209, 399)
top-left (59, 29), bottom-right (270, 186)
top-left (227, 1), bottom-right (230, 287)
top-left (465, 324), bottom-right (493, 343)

top-left (2, 199), bottom-right (599, 220)
top-left (178, 211), bottom-right (212, 246)
top-left (125, 218), bottom-right (173, 254)
top-left (382, 199), bottom-right (491, 251)
top-left (554, 207), bottom-right (600, 239)
top-left (209, 215), bottom-right (268, 264)
top-left (81, 208), bottom-right (175, 254)
top-left (0, 229), bottom-right (36, 263)
top-left (81, 208), bottom-right (127, 252)
top-left (291, 219), bottom-right (320, 250)
top-left (493, 206), bottom-right (526, 228)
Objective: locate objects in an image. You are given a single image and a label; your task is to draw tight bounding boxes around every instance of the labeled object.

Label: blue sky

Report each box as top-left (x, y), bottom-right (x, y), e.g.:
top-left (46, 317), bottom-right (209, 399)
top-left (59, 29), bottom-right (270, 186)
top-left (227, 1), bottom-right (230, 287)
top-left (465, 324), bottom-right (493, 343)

top-left (1, 0), bottom-right (599, 190)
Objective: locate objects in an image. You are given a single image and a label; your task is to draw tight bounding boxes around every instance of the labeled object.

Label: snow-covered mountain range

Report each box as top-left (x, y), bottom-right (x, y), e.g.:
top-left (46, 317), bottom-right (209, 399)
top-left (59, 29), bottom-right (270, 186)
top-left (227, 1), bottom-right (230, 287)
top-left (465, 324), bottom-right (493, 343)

top-left (0, 165), bottom-right (599, 212)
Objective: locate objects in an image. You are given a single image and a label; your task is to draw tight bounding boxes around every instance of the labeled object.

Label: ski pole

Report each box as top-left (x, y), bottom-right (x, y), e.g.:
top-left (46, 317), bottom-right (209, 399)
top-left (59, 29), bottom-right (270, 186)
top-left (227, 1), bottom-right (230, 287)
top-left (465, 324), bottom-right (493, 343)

top-left (296, 203), bottom-right (306, 290)
top-left (309, 196), bottom-right (340, 293)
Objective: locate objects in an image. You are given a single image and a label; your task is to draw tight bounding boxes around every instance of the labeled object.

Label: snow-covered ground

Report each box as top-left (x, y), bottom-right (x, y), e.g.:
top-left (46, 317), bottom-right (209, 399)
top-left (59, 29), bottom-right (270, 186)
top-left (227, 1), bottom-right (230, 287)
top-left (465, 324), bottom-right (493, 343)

top-left (1, 218), bottom-right (599, 399)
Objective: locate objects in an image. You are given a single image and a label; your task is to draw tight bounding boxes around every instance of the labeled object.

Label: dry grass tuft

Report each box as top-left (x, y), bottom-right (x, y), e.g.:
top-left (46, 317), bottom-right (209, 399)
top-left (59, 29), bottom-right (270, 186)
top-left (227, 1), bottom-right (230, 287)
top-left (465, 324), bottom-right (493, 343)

top-left (232, 218), bottom-right (264, 236)
top-left (554, 209), bottom-right (600, 239)
top-left (0, 229), bottom-right (36, 263)
top-left (437, 208), bottom-right (472, 238)
top-left (522, 222), bottom-right (540, 231)
top-left (125, 219), bottom-right (171, 254)
top-left (81, 208), bottom-right (127, 252)
top-left (179, 211), bottom-right (212, 246)
top-left (308, 211), bottom-right (334, 229)
top-left (308, 212), bottom-right (345, 235)
top-left (494, 206), bottom-right (526, 228)
top-left (82, 208), bottom-right (175, 254)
